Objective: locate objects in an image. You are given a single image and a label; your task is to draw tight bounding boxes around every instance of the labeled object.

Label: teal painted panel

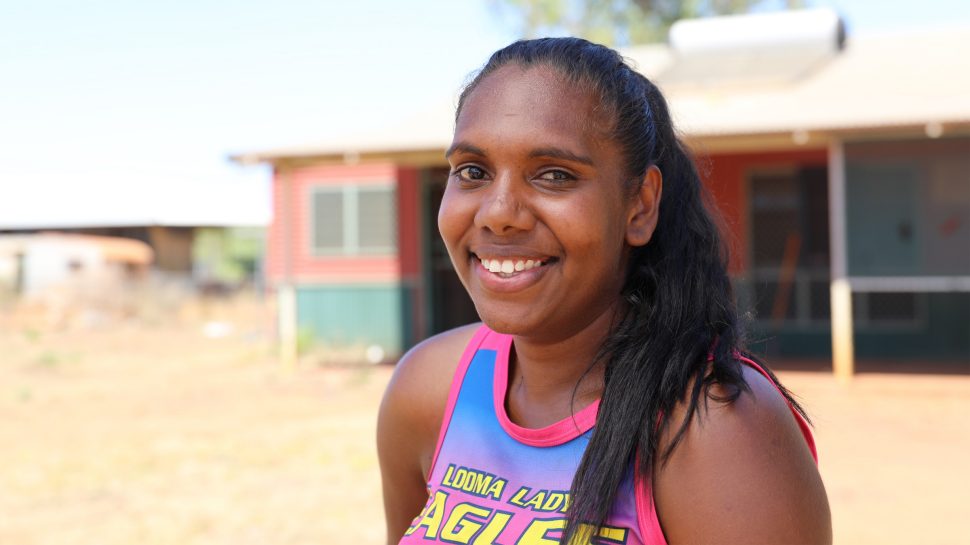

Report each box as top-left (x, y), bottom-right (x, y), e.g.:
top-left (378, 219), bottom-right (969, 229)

top-left (297, 284), bottom-right (403, 356)
top-left (750, 293), bottom-right (970, 360)
top-left (399, 284), bottom-right (416, 351)
top-left (846, 163), bottom-right (921, 276)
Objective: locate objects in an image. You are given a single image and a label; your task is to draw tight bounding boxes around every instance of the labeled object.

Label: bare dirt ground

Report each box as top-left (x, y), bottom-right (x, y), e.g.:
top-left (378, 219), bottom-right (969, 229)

top-left (0, 299), bottom-right (967, 544)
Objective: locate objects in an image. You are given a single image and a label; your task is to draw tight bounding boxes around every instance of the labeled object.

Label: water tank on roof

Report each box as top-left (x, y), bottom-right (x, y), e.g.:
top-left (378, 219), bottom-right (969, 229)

top-left (661, 8), bottom-right (845, 87)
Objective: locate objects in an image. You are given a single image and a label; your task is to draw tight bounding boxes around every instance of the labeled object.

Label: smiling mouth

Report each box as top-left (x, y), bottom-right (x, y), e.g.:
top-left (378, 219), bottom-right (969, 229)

top-left (474, 255), bottom-right (557, 278)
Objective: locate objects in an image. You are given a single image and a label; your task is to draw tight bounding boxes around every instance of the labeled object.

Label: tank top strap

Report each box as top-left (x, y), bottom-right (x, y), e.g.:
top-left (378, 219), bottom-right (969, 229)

top-left (736, 355), bottom-right (818, 462)
top-left (427, 324), bottom-right (491, 479)
top-left (634, 353), bottom-right (819, 544)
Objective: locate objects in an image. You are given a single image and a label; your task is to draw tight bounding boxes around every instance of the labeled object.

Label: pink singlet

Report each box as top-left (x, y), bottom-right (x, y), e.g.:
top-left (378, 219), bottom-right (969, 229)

top-left (399, 325), bottom-right (817, 544)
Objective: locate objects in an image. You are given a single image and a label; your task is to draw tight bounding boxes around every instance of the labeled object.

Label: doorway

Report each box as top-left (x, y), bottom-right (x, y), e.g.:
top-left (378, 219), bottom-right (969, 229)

top-left (423, 168), bottom-right (479, 334)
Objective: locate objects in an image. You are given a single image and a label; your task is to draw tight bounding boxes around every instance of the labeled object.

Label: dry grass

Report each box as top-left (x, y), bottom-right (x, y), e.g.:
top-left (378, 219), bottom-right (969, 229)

top-left (0, 297), bottom-right (967, 544)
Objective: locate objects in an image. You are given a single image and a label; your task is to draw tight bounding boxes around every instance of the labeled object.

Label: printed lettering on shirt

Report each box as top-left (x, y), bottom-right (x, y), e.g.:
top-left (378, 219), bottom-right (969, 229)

top-left (404, 466), bottom-right (629, 544)
top-left (441, 464), bottom-right (507, 500)
top-left (508, 487), bottom-right (570, 512)
top-left (405, 490), bottom-right (450, 539)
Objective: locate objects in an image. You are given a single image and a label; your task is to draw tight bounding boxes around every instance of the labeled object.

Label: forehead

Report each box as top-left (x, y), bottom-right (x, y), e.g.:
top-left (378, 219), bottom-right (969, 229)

top-left (455, 64), bottom-right (611, 146)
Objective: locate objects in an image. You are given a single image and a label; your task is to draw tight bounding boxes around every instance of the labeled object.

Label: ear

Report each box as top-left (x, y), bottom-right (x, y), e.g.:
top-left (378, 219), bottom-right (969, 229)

top-left (625, 165), bottom-right (663, 247)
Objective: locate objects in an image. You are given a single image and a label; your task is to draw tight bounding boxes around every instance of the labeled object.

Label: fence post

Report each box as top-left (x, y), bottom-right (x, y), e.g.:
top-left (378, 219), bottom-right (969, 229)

top-left (828, 139), bottom-right (854, 382)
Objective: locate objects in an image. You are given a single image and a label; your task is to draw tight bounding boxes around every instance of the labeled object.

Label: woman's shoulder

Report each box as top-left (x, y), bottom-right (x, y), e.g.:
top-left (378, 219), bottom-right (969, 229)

top-left (378, 323), bottom-right (483, 461)
top-left (652, 361), bottom-right (831, 544)
top-left (385, 322), bottom-right (483, 406)
top-left (377, 323), bottom-right (484, 539)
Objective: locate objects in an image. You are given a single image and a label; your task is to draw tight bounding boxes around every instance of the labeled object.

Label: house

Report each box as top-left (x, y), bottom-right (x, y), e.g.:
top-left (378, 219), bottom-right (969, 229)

top-left (0, 232), bottom-right (155, 324)
top-left (0, 232), bottom-right (153, 297)
top-left (233, 10), bottom-right (970, 374)
top-left (0, 186), bottom-right (269, 292)
top-left (0, 158), bottom-right (270, 290)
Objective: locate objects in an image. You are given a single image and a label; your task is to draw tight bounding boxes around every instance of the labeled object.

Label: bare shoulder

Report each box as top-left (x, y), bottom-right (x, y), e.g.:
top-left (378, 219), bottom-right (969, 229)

top-left (377, 322), bottom-right (481, 543)
top-left (381, 322), bottom-right (482, 438)
top-left (653, 364), bottom-right (832, 545)
top-left (392, 321), bottom-right (483, 388)
top-left (379, 322), bottom-right (481, 471)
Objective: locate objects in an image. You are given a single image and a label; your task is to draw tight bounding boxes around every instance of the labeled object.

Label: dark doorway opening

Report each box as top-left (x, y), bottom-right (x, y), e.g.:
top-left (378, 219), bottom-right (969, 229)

top-left (425, 169), bottom-right (479, 334)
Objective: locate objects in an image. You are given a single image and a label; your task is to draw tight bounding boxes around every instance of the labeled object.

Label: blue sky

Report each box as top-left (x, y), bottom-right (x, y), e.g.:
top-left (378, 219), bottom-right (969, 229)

top-left (1, 0), bottom-right (969, 226)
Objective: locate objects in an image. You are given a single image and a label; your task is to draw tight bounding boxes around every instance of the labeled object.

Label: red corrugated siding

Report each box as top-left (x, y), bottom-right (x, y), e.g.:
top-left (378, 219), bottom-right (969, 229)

top-left (396, 167), bottom-right (421, 278)
top-left (396, 165), bottom-right (426, 341)
top-left (268, 150), bottom-right (828, 283)
top-left (268, 163), bottom-right (401, 284)
top-left (701, 149), bottom-right (828, 274)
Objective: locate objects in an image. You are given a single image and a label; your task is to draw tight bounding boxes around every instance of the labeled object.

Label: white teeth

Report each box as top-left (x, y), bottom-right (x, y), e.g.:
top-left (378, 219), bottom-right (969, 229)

top-left (479, 256), bottom-right (545, 275)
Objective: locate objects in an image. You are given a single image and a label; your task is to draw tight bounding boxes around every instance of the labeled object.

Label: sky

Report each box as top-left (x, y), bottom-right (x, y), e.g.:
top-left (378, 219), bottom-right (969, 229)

top-left (2, 0), bottom-right (969, 227)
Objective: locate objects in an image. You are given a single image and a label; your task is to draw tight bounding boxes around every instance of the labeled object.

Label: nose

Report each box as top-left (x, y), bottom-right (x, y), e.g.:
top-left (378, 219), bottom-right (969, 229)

top-left (473, 176), bottom-right (534, 235)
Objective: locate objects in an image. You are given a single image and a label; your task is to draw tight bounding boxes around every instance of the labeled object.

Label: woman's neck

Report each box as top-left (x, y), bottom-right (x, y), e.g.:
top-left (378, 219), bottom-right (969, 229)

top-left (505, 302), bottom-right (621, 427)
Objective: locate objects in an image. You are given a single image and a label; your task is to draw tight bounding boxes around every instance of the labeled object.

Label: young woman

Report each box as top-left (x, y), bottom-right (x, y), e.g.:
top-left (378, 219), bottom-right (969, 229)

top-left (378, 38), bottom-right (831, 545)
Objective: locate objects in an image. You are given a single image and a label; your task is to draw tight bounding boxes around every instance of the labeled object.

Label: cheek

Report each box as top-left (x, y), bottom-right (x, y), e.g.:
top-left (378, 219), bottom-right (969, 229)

top-left (436, 187), bottom-right (471, 254)
top-left (548, 195), bottom-right (628, 254)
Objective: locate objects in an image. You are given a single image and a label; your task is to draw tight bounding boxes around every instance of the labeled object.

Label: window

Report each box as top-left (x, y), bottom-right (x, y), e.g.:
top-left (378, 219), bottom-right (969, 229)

top-left (312, 191), bottom-right (344, 252)
top-left (748, 167), bottom-right (830, 327)
top-left (852, 291), bottom-right (925, 329)
top-left (845, 137), bottom-right (970, 277)
top-left (746, 165), bottom-right (924, 328)
top-left (750, 167), bottom-right (829, 269)
top-left (358, 189), bottom-right (395, 250)
top-left (310, 185), bottom-right (396, 255)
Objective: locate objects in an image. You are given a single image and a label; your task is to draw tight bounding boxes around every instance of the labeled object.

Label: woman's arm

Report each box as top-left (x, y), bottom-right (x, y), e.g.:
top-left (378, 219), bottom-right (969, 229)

top-left (653, 365), bottom-right (832, 545)
top-left (376, 324), bottom-right (480, 544)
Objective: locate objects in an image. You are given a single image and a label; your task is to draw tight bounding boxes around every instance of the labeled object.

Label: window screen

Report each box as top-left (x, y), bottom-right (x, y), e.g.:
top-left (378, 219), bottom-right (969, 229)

top-left (750, 168), bottom-right (829, 269)
top-left (310, 185), bottom-right (395, 255)
top-left (845, 138), bottom-right (970, 277)
top-left (749, 167), bottom-right (830, 326)
top-left (358, 188), bottom-right (396, 252)
top-left (312, 190), bottom-right (344, 252)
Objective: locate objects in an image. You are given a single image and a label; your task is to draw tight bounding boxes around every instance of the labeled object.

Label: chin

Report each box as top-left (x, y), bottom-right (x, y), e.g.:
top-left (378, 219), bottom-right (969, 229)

top-left (478, 317), bottom-right (520, 335)
top-left (471, 302), bottom-right (536, 337)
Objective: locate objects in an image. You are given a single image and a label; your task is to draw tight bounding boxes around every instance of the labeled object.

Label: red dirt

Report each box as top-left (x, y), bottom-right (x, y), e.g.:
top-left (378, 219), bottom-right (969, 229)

top-left (0, 302), bottom-right (967, 544)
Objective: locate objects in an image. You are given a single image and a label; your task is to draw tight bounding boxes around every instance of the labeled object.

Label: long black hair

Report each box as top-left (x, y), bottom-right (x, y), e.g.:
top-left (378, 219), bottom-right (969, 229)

top-left (455, 37), bottom-right (809, 542)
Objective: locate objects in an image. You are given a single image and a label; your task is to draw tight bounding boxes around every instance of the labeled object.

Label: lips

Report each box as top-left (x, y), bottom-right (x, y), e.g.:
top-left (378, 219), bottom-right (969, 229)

top-left (468, 247), bottom-right (558, 292)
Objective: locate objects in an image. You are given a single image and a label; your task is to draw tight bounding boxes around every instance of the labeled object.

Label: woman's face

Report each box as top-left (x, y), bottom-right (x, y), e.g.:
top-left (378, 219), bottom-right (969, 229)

top-left (439, 64), bottom-right (648, 342)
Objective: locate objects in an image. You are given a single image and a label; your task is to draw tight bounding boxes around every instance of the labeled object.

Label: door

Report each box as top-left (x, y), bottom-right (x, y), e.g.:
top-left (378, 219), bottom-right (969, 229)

top-left (424, 169), bottom-right (479, 334)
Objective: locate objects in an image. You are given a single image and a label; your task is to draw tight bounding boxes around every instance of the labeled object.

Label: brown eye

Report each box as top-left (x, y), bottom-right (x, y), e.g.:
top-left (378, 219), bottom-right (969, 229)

top-left (455, 165), bottom-right (487, 182)
top-left (538, 170), bottom-right (574, 184)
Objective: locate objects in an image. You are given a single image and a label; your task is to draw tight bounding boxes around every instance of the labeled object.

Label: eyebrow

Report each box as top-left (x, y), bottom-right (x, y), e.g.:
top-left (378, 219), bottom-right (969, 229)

top-left (444, 141), bottom-right (485, 159)
top-left (445, 142), bottom-right (594, 167)
top-left (528, 147), bottom-right (594, 166)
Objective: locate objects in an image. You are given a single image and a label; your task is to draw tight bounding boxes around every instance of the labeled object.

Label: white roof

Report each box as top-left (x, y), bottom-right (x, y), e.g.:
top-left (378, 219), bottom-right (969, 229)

top-left (233, 21), bottom-right (970, 165)
top-left (0, 177), bottom-right (270, 230)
